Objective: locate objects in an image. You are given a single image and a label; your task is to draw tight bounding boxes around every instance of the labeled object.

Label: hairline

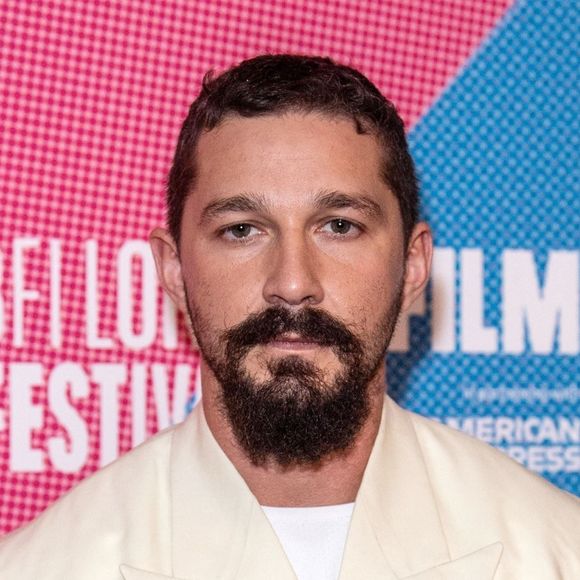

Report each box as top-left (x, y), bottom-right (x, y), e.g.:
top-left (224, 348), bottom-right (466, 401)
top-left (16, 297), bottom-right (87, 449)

top-left (176, 108), bottom-right (404, 246)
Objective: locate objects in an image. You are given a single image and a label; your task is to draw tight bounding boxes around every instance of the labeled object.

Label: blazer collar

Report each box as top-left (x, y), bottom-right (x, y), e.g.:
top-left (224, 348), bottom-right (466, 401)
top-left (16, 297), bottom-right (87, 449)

top-left (340, 396), bottom-right (502, 579)
top-left (168, 403), bottom-right (296, 580)
top-left (122, 397), bottom-right (502, 580)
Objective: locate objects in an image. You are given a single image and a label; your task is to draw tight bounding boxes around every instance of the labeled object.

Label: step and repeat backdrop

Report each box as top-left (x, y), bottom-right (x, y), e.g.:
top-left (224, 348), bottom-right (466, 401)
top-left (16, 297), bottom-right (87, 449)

top-left (0, 0), bottom-right (578, 534)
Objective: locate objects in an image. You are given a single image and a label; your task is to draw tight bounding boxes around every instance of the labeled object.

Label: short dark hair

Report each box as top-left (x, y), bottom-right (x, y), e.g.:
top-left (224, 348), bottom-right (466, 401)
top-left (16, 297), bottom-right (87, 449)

top-left (167, 54), bottom-right (419, 246)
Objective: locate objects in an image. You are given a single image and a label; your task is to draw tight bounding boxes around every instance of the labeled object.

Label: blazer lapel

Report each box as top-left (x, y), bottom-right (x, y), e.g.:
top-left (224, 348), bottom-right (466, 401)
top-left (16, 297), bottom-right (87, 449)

top-left (169, 404), bottom-right (296, 580)
top-left (401, 542), bottom-right (503, 580)
top-left (340, 397), bottom-right (503, 580)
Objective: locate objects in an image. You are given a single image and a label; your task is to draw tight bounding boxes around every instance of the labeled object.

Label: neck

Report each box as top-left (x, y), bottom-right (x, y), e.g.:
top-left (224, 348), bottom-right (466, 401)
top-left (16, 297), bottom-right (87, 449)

top-left (201, 369), bottom-right (386, 507)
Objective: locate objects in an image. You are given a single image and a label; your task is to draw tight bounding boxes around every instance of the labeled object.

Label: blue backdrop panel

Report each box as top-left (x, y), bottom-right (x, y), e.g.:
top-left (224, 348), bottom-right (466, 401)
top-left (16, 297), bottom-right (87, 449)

top-left (390, 0), bottom-right (579, 494)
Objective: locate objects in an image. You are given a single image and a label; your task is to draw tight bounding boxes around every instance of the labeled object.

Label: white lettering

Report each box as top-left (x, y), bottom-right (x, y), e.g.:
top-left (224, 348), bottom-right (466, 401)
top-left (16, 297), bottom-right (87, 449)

top-left (131, 363), bottom-right (147, 447)
top-left (85, 240), bottom-right (114, 349)
top-left (117, 241), bottom-right (157, 350)
top-left (13, 238), bottom-right (41, 347)
top-left (503, 250), bottom-right (579, 354)
top-left (494, 417), bottom-right (514, 443)
top-left (47, 363), bottom-right (89, 472)
top-left (152, 363), bottom-right (193, 429)
top-left (0, 364), bottom-right (4, 432)
top-left (0, 249), bottom-right (5, 342)
top-left (445, 416), bottom-right (580, 444)
top-left (461, 249), bottom-right (498, 353)
top-left (49, 239), bottom-right (62, 348)
top-left (475, 416), bottom-right (494, 442)
top-left (503, 445), bottom-right (580, 474)
top-left (9, 363), bottom-right (44, 471)
top-left (431, 248), bottom-right (456, 353)
top-left (92, 363), bottom-right (127, 466)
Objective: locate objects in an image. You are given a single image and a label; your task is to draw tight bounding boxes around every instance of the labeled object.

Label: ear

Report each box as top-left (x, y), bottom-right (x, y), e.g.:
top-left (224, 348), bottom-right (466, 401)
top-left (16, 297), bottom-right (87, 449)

top-left (150, 227), bottom-right (200, 349)
top-left (401, 222), bottom-right (433, 312)
top-left (149, 227), bottom-right (187, 312)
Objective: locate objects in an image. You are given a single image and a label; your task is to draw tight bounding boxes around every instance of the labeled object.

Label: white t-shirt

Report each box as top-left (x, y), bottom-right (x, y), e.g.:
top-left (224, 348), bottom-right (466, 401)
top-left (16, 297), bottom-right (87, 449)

top-left (262, 503), bottom-right (355, 580)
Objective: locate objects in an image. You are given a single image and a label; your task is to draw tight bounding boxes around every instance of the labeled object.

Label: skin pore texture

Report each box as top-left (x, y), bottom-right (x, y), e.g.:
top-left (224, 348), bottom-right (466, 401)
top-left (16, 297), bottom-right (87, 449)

top-left (150, 112), bottom-right (432, 507)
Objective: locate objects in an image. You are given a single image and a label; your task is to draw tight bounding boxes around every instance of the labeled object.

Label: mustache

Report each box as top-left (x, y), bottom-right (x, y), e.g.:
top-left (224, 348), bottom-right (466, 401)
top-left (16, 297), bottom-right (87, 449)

top-left (223, 306), bottom-right (361, 359)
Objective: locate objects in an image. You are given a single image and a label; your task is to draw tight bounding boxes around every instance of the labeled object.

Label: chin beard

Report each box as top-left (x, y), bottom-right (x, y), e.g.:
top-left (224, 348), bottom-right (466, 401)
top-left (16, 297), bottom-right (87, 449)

top-left (190, 300), bottom-right (401, 467)
top-left (217, 350), bottom-right (378, 466)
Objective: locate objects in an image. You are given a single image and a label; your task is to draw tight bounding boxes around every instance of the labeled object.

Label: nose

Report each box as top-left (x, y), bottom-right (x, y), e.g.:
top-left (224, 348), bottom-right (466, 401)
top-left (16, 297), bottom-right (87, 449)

top-left (262, 233), bottom-right (324, 307)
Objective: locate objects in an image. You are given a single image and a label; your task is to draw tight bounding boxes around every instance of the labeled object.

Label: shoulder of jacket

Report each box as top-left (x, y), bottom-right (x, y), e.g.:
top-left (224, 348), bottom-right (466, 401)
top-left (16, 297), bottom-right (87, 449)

top-left (407, 408), bottom-right (579, 504)
top-left (0, 422), bottom-right (179, 579)
top-left (403, 408), bottom-right (580, 565)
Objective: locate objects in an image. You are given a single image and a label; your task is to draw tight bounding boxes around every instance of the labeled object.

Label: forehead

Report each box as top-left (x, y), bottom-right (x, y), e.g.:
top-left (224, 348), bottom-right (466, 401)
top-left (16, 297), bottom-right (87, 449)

top-left (188, 112), bottom-right (394, 213)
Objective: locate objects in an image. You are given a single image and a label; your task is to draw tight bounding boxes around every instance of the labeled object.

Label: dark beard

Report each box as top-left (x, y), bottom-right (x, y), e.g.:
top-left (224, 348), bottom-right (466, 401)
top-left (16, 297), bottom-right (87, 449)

top-left (189, 299), bottom-right (401, 467)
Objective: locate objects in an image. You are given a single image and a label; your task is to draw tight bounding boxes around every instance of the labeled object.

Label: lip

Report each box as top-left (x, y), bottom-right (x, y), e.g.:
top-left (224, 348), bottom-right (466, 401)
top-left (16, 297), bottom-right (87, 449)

top-left (266, 333), bottom-right (322, 351)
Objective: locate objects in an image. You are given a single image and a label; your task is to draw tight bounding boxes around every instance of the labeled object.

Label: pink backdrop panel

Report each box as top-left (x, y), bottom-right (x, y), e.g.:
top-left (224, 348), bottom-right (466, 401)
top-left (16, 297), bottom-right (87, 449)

top-left (0, 0), bottom-right (512, 534)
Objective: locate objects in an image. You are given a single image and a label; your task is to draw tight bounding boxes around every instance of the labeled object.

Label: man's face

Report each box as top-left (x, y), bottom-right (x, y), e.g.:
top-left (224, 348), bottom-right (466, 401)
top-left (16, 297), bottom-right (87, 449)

top-left (153, 112), bottom-right (430, 465)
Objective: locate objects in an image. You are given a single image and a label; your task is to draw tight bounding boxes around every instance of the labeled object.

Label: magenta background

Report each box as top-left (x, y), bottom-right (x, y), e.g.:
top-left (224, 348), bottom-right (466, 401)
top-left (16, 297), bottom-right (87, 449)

top-left (0, 0), bottom-right (512, 535)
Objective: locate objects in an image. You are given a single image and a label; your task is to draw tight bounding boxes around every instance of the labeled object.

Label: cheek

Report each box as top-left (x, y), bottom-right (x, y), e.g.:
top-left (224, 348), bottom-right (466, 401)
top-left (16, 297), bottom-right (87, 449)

top-left (181, 252), bottom-right (264, 330)
top-left (328, 251), bottom-right (404, 306)
top-left (324, 254), bottom-right (404, 344)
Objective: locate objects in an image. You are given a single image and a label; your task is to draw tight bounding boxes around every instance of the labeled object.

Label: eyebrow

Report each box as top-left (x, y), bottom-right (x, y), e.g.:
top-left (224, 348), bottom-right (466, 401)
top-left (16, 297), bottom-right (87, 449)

top-left (199, 193), bottom-right (270, 225)
top-left (198, 189), bottom-right (385, 225)
top-left (313, 190), bottom-right (384, 220)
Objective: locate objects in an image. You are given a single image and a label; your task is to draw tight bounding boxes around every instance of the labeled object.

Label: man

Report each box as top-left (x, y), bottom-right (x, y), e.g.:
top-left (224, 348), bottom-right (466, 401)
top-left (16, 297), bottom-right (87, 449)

top-left (0, 54), bottom-right (578, 579)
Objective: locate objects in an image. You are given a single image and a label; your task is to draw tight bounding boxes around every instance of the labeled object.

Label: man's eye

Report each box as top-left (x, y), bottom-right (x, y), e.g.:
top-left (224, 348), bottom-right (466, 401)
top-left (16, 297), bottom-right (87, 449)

top-left (222, 223), bottom-right (259, 240)
top-left (322, 218), bottom-right (358, 236)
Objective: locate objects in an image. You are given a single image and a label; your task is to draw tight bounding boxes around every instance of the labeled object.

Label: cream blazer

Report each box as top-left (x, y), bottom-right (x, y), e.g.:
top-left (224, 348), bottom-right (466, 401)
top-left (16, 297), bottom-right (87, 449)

top-left (1, 396), bottom-right (579, 579)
